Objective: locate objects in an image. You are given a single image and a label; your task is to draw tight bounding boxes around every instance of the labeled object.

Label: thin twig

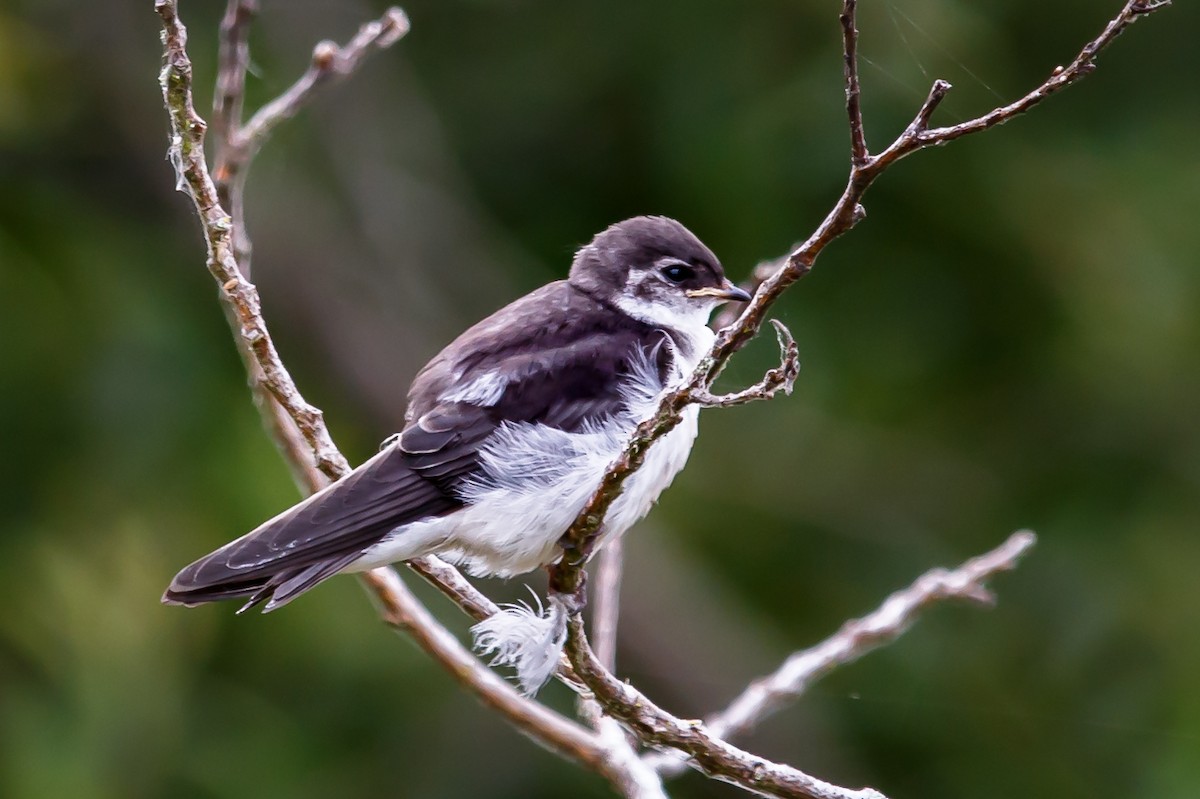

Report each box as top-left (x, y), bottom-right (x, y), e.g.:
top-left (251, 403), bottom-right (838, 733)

top-left (840, 0), bottom-right (868, 165)
top-left (909, 0), bottom-right (1170, 149)
top-left (592, 535), bottom-right (625, 672)
top-left (646, 531), bottom-right (1038, 776)
top-left (690, 320), bottom-right (799, 409)
top-left (212, 0), bottom-right (256, 262)
top-left (579, 539), bottom-right (659, 796)
top-left (212, 0), bottom-right (257, 270)
top-left (238, 8), bottom-right (410, 152)
top-left (720, 0), bottom-right (1168, 318)
top-left (212, 0), bottom-right (255, 148)
top-left (213, 4), bottom-right (407, 270)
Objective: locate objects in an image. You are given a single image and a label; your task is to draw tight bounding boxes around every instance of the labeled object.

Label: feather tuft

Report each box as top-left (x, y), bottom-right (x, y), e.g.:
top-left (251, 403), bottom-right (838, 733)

top-left (471, 591), bottom-right (567, 695)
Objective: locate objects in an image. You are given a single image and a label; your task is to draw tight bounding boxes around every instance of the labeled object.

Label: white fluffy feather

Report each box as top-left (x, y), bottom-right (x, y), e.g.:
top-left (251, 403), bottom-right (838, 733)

top-left (471, 592), bottom-right (568, 695)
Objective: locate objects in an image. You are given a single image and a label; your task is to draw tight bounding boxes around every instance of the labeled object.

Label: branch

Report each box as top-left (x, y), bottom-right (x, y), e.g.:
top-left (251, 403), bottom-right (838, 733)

top-left (211, 0), bottom-right (257, 271)
top-left (840, 0), bottom-right (867, 166)
top-left (156, 4), bottom-right (662, 791)
top-left (548, 0), bottom-right (1166, 629)
top-left (237, 8), bottom-right (410, 153)
top-left (212, 3), bottom-right (408, 271)
top-left (720, 0), bottom-right (1167, 319)
top-left (565, 618), bottom-right (885, 799)
top-left (591, 535), bottom-right (625, 671)
top-left (690, 320), bottom-right (799, 409)
top-left (646, 531), bottom-right (1038, 777)
top-left (212, 0), bottom-right (255, 159)
top-left (908, 0), bottom-right (1170, 150)
top-left (577, 540), bottom-right (661, 795)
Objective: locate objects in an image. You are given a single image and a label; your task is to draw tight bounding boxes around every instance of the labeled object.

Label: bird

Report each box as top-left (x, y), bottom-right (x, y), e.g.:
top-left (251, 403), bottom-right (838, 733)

top-left (163, 216), bottom-right (749, 620)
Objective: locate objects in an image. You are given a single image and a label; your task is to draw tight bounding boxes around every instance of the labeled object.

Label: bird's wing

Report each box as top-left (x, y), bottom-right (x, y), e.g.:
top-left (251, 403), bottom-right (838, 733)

top-left (164, 287), bottom-right (673, 611)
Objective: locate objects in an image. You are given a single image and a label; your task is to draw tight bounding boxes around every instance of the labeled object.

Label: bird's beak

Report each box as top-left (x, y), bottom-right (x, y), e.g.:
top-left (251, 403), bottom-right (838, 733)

top-left (687, 280), bottom-right (753, 303)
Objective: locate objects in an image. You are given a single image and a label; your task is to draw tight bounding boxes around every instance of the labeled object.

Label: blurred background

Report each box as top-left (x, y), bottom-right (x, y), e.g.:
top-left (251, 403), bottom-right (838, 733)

top-left (2, 0), bottom-right (1197, 797)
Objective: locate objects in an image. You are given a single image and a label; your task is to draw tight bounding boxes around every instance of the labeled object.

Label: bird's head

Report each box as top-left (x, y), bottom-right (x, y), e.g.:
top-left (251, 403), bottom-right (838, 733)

top-left (568, 216), bottom-right (751, 331)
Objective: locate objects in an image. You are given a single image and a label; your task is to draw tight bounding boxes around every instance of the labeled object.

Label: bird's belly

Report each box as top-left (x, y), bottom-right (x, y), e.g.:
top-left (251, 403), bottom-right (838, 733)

top-left (441, 406), bottom-right (700, 577)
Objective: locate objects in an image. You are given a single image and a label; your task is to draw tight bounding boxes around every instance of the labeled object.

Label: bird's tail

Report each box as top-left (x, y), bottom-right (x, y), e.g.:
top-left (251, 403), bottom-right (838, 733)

top-left (162, 552), bottom-right (360, 614)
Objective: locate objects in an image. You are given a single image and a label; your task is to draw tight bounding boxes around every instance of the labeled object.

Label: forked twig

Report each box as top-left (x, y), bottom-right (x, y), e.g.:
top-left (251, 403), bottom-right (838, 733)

top-left (691, 320), bottom-right (799, 409)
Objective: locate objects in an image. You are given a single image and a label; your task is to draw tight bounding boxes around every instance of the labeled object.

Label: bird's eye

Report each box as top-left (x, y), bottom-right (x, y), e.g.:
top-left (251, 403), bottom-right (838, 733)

top-left (660, 263), bottom-right (695, 283)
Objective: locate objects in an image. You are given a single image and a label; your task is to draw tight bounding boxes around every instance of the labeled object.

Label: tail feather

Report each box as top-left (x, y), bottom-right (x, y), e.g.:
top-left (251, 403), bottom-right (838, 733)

top-left (161, 578), bottom-right (266, 607)
top-left (261, 552), bottom-right (363, 612)
top-left (162, 553), bottom-right (360, 613)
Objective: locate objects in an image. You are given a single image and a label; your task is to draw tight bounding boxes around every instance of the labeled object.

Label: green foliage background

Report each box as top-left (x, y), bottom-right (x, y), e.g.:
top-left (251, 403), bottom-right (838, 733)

top-left (1, 1), bottom-right (1197, 797)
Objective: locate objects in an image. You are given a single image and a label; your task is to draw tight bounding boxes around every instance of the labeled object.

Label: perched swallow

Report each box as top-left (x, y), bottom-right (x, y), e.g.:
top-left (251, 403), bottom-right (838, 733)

top-left (164, 216), bottom-right (749, 615)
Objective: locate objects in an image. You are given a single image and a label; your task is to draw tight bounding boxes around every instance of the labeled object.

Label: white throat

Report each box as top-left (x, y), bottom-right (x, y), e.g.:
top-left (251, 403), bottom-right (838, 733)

top-left (612, 297), bottom-right (716, 382)
top-left (613, 292), bottom-right (715, 340)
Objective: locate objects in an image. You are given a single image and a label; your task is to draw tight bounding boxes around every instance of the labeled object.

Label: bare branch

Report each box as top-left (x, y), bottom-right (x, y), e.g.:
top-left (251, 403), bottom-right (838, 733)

top-left (212, 5), bottom-right (408, 271)
top-left (212, 0), bottom-right (255, 159)
top-left (592, 535), bottom-right (625, 672)
top-left (564, 618), bottom-right (886, 799)
top-left (839, 0), bottom-right (867, 165)
top-left (690, 320), bottom-right (799, 409)
top-left (908, 0), bottom-right (1170, 151)
top-left (720, 1), bottom-right (1166, 333)
top-left (647, 531), bottom-right (1038, 777)
top-left (577, 539), bottom-right (665, 796)
top-left (212, 0), bottom-right (257, 271)
top-left (237, 8), bottom-right (410, 152)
